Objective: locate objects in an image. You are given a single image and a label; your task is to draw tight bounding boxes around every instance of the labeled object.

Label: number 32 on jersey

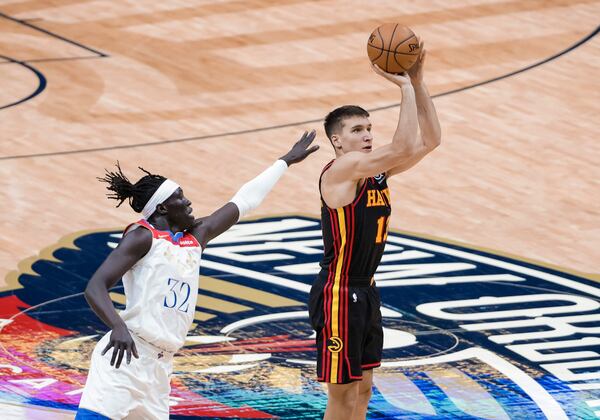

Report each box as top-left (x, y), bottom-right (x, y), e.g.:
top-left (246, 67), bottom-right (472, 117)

top-left (163, 278), bottom-right (191, 313)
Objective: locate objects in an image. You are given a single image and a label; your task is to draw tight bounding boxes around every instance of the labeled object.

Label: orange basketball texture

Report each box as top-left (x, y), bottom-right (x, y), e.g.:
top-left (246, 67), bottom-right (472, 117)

top-left (367, 23), bottom-right (420, 73)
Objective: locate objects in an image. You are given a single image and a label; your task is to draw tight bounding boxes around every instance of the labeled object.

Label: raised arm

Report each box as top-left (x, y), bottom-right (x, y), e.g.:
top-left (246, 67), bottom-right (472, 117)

top-left (325, 68), bottom-right (419, 186)
top-left (388, 43), bottom-right (441, 177)
top-left (191, 130), bottom-right (318, 248)
top-left (84, 227), bottom-right (151, 368)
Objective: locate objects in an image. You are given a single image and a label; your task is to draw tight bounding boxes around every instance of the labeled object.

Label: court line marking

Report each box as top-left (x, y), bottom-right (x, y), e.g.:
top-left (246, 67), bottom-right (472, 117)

top-left (0, 25), bottom-right (597, 159)
top-left (0, 56), bottom-right (106, 65)
top-left (0, 11), bottom-right (109, 110)
top-left (0, 12), bottom-right (107, 57)
top-left (0, 55), bottom-right (46, 110)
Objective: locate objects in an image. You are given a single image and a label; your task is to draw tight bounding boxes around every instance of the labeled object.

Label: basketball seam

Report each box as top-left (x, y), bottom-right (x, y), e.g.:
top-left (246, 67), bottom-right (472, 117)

top-left (392, 34), bottom-right (418, 72)
top-left (369, 47), bottom-right (419, 55)
top-left (385, 24), bottom-right (399, 73)
top-left (394, 34), bottom-right (417, 52)
top-left (393, 53), bottom-right (408, 72)
top-left (370, 28), bottom-right (385, 62)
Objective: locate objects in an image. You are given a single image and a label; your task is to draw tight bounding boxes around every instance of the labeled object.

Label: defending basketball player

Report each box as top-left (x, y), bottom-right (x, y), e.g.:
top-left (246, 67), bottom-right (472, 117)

top-left (309, 42), bottom-right (441, 419)
top-left (75, 131), bottom-right (317, 419)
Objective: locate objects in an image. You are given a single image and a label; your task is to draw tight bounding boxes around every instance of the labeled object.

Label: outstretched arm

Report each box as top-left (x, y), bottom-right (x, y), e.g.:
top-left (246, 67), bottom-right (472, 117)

top-left (84, 227), bottom-right (151, 368)
top-left (192, 130), bottom-right (318, 248)
top-left (388, 43), bottom-right (441, 177)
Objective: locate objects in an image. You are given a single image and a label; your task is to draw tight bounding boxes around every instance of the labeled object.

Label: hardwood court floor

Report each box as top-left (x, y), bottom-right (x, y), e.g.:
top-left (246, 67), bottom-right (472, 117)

top-left (0, 0), bottom-right (599, 418)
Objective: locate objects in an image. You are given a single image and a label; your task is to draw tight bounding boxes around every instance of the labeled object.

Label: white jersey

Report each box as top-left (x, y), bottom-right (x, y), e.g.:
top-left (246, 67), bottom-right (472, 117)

top-left (119, 219), bottom-right (202, 352)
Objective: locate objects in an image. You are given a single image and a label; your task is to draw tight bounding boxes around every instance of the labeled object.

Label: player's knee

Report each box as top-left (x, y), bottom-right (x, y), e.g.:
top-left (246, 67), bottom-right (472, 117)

top-left (329, 385), bottom-right (358, 408)
top-left (358, 384), bottom-right (372, 397)
top-left (336, 393), bottom-right (357, 411)
top-left (356, 385), bottom-right (372, 404)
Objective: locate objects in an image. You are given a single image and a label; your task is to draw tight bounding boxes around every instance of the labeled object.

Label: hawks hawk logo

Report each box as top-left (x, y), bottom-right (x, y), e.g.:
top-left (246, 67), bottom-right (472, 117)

top-left (0, 216), bottom-right (598, 418)
top-left (327, 337), bottom-right (344, 353)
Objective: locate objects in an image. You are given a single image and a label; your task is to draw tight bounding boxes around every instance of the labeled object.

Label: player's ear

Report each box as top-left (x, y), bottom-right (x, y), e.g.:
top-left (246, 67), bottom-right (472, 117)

top-left (155, 203), bottom-right (168, 215)
top-left (331, 134), bottom-right (342, 149)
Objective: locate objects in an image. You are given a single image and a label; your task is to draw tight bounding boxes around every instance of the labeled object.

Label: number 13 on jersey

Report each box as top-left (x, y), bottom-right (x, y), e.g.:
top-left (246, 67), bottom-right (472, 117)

top-left (375, 216), bottom-right (390, 244)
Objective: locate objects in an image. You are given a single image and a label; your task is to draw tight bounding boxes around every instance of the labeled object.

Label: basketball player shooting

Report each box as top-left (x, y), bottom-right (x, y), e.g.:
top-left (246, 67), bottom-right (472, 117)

top-left (308, 41), bottom-right (441, 420)
top-left (75, 131), bottom-right (318, 419)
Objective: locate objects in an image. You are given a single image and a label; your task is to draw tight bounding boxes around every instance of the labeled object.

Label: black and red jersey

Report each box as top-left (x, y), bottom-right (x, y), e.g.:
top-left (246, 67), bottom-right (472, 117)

top-left (319, 160), bottom-right (392, 286)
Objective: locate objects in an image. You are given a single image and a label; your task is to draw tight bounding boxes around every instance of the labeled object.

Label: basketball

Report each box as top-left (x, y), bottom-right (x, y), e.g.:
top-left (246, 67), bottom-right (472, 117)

top-left (367, 23), bottom-right (420, 73)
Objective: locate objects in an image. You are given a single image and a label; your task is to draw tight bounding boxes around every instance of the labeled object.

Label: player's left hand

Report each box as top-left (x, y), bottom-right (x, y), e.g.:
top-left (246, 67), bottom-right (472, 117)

top-left (280, 130), bottom-right (319, 166)
top-left (102, 325), bottom-right (139, 369)
top-left (407, 38), bottom-right (426, 85)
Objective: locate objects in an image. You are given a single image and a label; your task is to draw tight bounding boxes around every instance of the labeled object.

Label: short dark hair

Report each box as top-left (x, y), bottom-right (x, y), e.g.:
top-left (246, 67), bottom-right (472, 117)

top-left (324, 105), bottom-right (370, 140)
top-left (98, 162), bottom-right (166, 213)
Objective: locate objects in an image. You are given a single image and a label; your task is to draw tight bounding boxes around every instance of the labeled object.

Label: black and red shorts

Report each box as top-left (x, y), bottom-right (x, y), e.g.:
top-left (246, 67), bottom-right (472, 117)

top-left (308, 270), bottom-right (383, 384)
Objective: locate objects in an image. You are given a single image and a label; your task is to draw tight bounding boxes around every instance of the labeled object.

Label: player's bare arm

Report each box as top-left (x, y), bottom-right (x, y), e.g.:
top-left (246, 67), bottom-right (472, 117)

top-left (83, 228), bottom-right (150, 368)
top-left (321, 70), bottom-right (418, 208)
top-left (191, 130), bottom-right (318, 248)
top-left (388, 42), bottom-right (442, 177)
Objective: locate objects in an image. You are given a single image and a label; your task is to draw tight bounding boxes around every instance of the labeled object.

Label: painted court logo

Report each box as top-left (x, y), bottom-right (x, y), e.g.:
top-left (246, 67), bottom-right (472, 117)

top-left (0, 216), bottom-right (599, 419)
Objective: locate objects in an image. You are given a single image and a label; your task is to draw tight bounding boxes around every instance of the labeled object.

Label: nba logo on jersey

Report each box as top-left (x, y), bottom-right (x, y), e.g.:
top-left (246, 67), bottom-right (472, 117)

top-left (374, 173), bottom-right (386, 184)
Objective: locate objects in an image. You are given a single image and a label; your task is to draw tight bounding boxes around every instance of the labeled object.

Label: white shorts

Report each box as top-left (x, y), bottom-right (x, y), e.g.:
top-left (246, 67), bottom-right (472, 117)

top-left (78, 332), bottom-right (174, 420)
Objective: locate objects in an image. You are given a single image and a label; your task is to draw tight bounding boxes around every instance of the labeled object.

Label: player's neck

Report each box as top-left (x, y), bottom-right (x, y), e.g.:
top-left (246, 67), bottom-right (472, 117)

top-left (148, 216), bottom-right (185, 234)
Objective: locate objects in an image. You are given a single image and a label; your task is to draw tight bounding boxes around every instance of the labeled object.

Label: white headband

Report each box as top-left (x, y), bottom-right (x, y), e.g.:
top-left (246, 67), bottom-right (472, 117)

top-left (142, 179), bottom-right (180, 219)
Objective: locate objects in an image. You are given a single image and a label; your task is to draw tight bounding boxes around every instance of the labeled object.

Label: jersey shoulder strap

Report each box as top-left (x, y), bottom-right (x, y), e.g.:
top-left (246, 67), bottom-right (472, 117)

top-left (124, 219), bottom-right (159, 238)
top-left (318, 159), bottom-right (336, 197)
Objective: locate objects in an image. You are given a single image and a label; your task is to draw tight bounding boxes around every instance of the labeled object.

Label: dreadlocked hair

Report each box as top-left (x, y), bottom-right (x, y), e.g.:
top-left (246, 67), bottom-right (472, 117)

top-left (98, 162), bottom-right (166, 213)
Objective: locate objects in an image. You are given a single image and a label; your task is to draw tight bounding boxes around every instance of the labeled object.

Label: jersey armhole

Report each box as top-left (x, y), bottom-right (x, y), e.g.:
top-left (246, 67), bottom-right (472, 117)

top-left (124, 219), bottom-right (158, 239)
top-left (318, 160), bottom-right (335, 197)
top-left (320, 173), bottom-right (369, 210)
top-left (121, 221), bottom-right (155, 264)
